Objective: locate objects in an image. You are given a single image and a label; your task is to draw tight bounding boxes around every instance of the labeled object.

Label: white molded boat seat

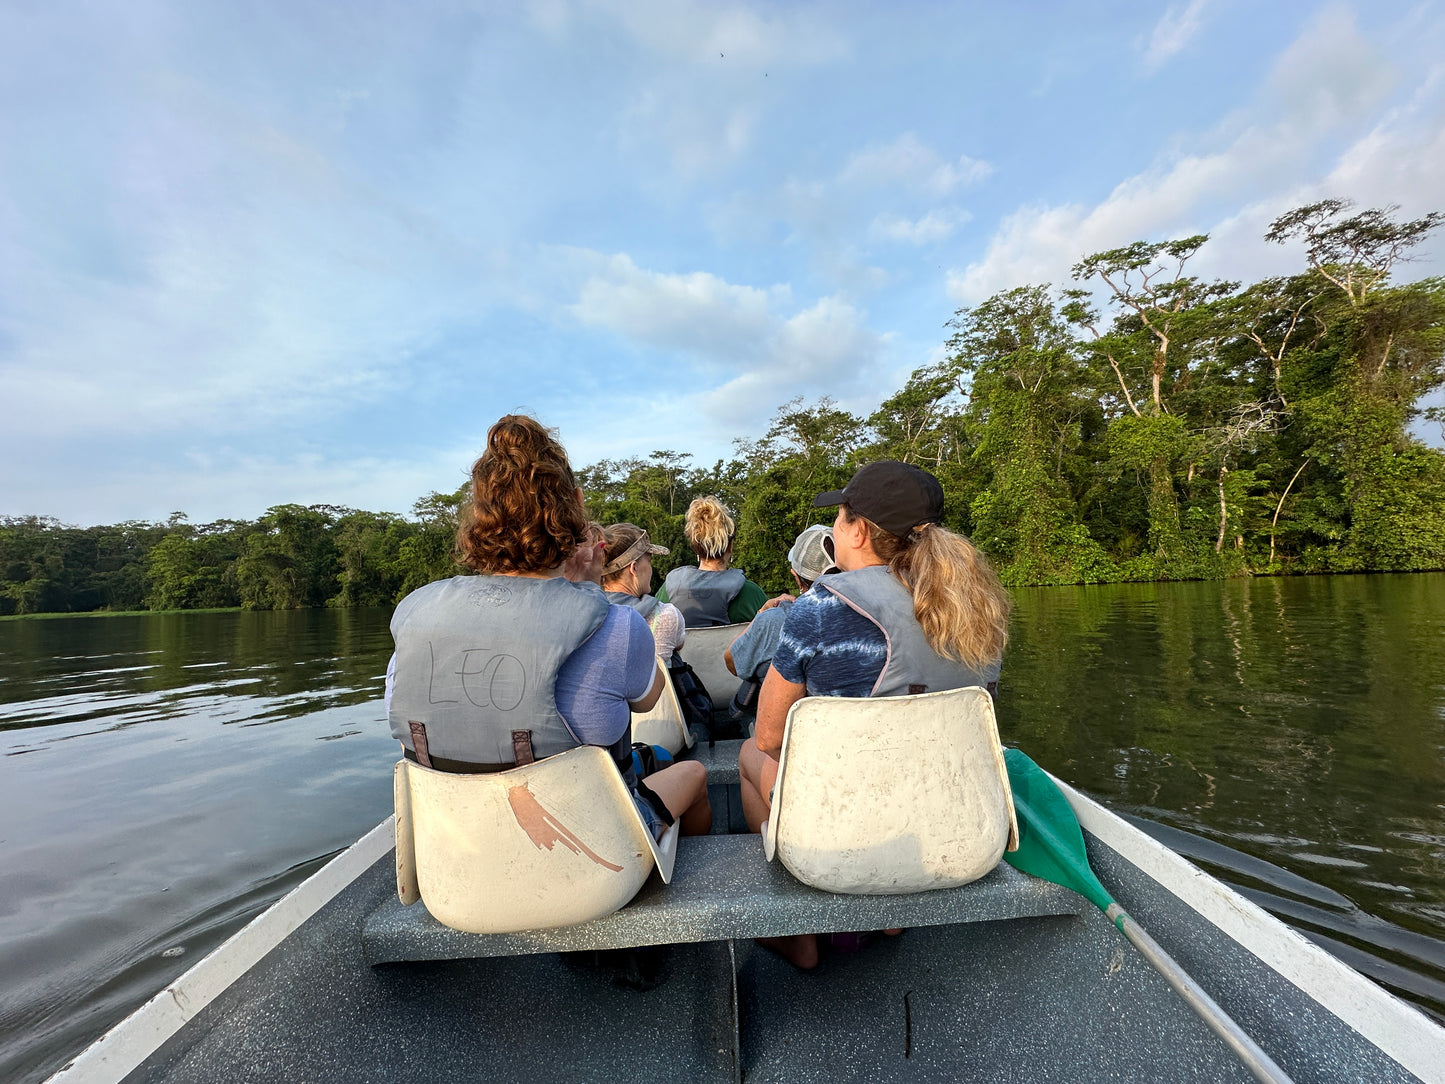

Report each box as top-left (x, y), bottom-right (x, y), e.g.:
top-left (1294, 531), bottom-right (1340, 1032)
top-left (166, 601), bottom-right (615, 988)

top-left (394, 747), bottom-right (679, 934)
top-left (630, 656), bottom-right (695, 754)
top-left (676, 622), bottom-right (749, 711)
top-left (762, 685), bottom-right (1019, 895)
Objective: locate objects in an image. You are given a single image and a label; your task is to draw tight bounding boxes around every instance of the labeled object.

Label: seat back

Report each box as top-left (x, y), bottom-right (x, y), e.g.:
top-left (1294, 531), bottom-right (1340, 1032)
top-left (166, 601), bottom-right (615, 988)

top-left (761, 686), bottom-right (1017, 895)
top-left (394, 746), bottom-right (678, 934)
top-left (630, 656), bottom-right (694, 754)
top-left (677, 623), bottom-right (748, 711)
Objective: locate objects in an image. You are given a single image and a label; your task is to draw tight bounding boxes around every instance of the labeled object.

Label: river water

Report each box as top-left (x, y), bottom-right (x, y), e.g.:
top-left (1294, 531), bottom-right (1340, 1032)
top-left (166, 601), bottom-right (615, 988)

top-left (1, 575), bottom-right (1442, 1081)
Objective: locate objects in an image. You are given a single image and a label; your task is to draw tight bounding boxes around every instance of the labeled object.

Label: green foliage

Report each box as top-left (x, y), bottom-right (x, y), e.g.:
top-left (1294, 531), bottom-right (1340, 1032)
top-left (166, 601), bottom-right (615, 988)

top-left (4, 201), bottom-right (1443, 615)
top-left (145, 523), bottom-right (248, 610)
top-left (0, 516), bottom-right (171, 615)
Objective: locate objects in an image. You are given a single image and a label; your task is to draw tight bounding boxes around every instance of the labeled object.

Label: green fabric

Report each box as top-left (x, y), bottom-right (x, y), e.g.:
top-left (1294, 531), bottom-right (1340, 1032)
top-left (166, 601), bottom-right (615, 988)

top-left (657, 575), bottom-right (767, 623)
top-left (729, 579), bottom-right (768, 623)
top-left (1002, 747), bottom-right (1116, 916)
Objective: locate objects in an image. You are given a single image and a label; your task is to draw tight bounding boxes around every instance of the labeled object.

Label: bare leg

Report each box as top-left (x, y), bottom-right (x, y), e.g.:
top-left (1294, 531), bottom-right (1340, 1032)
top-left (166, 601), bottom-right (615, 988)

top-left (737, 738), bottom-right (780, 835)
top-left (737, 740), bottom-right (815, 966)
top-left (645, 760), bottom-right (711, 836)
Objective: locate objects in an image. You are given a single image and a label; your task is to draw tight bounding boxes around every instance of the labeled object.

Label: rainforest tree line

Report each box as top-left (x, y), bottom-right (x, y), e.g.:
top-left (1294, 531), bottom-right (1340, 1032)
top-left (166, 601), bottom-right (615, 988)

top-left (4, 201), bottom-right (1443, 616)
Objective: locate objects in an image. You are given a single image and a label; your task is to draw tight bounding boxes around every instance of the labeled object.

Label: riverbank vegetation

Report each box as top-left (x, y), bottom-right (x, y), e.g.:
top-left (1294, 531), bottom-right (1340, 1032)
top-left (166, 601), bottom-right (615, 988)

top-left (4, 201), bottom-right (1443, 615)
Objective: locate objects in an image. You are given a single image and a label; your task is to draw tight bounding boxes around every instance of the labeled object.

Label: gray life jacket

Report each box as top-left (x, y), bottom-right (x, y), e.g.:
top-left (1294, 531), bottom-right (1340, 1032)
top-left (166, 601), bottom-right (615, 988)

top-left (606, 591), bottom-right (660, 622)
top-left (815, 565), bottom-right (1001, 698)
top-left (387, 575), bottom-right (609, 765)
top-left (664, 566), bottom-right (745, 627)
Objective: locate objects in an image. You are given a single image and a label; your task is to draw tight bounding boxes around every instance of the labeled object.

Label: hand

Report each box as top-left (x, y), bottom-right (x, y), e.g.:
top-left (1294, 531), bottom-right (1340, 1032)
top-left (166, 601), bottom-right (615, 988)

top-left (759, 593), bottom-right (795, 612)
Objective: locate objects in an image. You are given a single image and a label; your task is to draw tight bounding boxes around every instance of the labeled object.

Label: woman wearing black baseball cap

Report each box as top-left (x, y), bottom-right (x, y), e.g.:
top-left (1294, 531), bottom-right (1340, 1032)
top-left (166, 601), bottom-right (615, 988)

top-left (737, 460), bottom-right (1011, 967)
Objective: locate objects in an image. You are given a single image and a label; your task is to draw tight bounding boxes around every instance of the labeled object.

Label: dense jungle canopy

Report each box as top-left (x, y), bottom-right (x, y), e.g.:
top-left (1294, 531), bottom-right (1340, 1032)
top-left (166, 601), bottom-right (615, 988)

top-left (5, 201), bottom-right (1444, 616)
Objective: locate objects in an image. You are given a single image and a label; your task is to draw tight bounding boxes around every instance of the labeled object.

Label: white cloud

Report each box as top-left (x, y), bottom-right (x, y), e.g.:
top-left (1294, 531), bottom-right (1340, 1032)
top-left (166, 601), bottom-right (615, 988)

top-left (840, 133), bottom-right (992, 196)
top-left (572, 254), bottom-right (784, 360)
top-left (569, 254), bottom-right (884, 425)
top-left (949, 7), bottom-right (1405, 303)
top-left (1143, 0), bottom-right (1211, 73)
top-left (618, 90), bottom-right (758, 175)
top-left (869, 207), bottom-right (971, 245)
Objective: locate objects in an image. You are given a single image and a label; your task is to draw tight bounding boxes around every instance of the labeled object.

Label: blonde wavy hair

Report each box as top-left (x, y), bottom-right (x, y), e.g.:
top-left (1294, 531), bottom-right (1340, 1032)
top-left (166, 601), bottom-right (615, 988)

top-left (684, 496), bottom-right (735, 561)
top-left (842, 506), bottom-right (1010, 669)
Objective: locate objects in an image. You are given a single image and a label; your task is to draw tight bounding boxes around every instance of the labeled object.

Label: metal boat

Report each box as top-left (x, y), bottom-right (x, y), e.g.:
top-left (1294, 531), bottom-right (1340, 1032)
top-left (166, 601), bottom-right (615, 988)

top-left (46, 734), bottom-right (1445, 1084)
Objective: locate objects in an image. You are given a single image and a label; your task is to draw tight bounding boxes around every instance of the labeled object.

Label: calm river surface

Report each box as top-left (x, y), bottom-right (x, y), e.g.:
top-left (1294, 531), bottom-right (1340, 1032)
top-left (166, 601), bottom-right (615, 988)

top-left (2, 575), bottom-right (1443, 1081)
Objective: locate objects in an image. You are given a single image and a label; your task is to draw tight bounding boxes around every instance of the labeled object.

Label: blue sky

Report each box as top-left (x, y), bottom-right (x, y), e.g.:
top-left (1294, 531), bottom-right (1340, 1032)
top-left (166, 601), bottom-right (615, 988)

top-left (3, 1), bottom-right (1444, 525)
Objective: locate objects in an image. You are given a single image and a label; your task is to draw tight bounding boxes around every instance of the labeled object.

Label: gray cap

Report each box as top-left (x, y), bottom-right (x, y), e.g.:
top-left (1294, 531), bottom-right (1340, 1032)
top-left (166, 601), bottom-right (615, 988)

top-left (788, 524), bottom-right (838, 581)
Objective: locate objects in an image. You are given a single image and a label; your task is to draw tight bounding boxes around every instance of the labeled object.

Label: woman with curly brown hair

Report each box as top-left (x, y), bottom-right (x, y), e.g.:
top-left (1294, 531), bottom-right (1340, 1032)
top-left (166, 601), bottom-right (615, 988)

top-left (387, 415), bottom-right (710, 838)
top-left (657, 496), bottom-right (768, 626)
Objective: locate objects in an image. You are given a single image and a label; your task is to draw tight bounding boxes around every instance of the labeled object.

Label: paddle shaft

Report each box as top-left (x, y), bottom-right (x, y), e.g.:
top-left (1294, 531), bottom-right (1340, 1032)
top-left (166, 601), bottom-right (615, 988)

top-left (1108, 904), bottom-right (1294, 1084)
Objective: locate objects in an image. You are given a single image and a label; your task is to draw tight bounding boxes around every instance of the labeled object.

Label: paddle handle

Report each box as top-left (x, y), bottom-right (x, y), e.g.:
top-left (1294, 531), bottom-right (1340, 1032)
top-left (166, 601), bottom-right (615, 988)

top-left (1110, 906), bottom-right (1294, 1084)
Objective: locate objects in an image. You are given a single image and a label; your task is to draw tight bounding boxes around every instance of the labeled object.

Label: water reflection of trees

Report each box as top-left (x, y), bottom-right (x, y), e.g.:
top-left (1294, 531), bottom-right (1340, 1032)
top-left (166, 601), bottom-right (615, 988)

top-left (1001, 573), bottom-right (1445, 949)
top-left (0, 610), bottom-right (394, 731)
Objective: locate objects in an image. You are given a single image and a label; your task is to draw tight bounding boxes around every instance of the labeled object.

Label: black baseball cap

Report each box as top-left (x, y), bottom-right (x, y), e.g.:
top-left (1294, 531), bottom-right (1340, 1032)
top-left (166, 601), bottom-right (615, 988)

top-left (813, 461), bottom-right (945, 538)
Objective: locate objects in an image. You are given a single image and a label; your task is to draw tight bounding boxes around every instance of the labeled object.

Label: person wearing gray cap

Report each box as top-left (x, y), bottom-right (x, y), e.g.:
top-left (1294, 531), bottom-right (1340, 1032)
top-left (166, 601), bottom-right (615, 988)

top-left (722, 524), bottom-right (838, 725)
top-left (737, 461), bottom-right (1011, 968)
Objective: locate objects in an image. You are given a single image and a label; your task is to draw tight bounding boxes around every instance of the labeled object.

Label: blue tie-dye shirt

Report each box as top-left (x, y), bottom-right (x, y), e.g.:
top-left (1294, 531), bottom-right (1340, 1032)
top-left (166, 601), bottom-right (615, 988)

top-left (770, 586), bottom-right (888, 697)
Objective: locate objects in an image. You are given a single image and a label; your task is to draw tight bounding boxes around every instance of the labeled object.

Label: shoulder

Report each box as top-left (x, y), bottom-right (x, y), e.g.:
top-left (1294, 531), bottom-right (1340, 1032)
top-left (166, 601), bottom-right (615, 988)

top-left (734, 604), bottom-right (785, 645)
top-left (783, 586), bottom-right (840, 624)
top-left (739, 578), bottom-right (768, 602)
top-left (782, 586), bottom-right (885, 652)
top-left (391, 575), bottom-right (473, 629)
top-left (604, 602), bottom-right (649, 639)
top-left (752, 604), bottom-right (790, 634)
top-left (566, 605), bottom-right (651, 674)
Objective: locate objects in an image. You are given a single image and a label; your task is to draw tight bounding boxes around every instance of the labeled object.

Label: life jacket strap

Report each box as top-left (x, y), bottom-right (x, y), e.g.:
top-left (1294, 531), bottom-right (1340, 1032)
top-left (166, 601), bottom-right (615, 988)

top-left (408, 721), bottom-right (433, 768)
top-left (511, 730), bottom-right (536, 766)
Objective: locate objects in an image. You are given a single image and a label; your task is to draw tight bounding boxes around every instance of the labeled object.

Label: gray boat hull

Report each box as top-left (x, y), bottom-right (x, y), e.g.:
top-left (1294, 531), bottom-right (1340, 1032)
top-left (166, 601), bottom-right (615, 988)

top-left (49, 791), bottom-right (1445, 1083)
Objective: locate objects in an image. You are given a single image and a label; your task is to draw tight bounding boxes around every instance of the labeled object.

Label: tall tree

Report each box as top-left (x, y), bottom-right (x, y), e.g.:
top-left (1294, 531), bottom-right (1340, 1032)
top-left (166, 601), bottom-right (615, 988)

top-left (1267, 201), bottom-right (1445, 569)
top-left (1066, 237), bottom-right (1235, 570)
top-left (946, 285), bottom-right (1111, 584)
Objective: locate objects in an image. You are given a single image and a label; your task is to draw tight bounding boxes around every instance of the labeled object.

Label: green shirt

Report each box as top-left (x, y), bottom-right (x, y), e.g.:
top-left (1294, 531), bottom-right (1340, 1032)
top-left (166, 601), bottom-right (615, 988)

top-left (658, 574), bottom-right (768, 623)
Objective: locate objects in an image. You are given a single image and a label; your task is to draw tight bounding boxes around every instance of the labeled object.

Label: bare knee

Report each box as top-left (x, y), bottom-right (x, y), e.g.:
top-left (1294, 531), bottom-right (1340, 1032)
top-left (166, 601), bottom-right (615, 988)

top-left (737, 737), bottom-right (760, 783)
top-left (675, 758), bottom-right (707, 791)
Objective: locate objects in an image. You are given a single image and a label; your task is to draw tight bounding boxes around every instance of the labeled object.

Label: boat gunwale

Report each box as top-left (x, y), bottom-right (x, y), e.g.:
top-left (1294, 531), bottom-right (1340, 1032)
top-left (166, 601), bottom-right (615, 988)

top-left (45, 781), bottom-right (1445, 1084)
top-left (45, 820), bottom-right (396, 1084)
top-left (1062, 779), bottom-right (1445, 1084)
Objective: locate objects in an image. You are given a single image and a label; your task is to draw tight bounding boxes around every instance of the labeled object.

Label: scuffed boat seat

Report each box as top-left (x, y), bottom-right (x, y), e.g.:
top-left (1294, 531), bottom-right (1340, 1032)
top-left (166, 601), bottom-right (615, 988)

top-left (675, 623), bottom-right (748, 711)
top-left (630, 655), bottom-right (695, 755)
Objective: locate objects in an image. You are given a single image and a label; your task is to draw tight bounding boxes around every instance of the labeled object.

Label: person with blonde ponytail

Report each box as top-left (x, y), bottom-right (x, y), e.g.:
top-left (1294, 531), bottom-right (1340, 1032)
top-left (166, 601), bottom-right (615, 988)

top-left (657, 496), bottom-right (768, 627)
top-left (387, 415), bottom-right (710, 839)
top-left (736, 460), bottom-right (1010, 968)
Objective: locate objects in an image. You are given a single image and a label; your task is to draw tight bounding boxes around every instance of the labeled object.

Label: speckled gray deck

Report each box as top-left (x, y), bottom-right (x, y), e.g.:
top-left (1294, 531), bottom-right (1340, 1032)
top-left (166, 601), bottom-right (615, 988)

top-left (119, 831), bottom-right (1427, 1084)
top-left (363, 833), bottom-right (1086, 965)
top-left (684, 737), bottom-right (744, 786)
top-left (125, 859), bottom-right (740, 1084)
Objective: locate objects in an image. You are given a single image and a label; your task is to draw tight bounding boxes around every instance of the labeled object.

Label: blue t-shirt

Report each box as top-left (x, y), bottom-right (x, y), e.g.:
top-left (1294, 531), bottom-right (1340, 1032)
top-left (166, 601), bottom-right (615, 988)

top-left (555, 605), bottom-right (657, 746)
top-left (728, 602), bottom-right (791, 679)
top-left (770, 588), bottom-right (888, 697)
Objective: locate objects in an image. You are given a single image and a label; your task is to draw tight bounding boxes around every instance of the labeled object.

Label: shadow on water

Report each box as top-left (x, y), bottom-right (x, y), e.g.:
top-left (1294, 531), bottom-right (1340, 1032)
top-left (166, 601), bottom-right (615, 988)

top-left (1, 581), bottom-right (1443, 1081)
